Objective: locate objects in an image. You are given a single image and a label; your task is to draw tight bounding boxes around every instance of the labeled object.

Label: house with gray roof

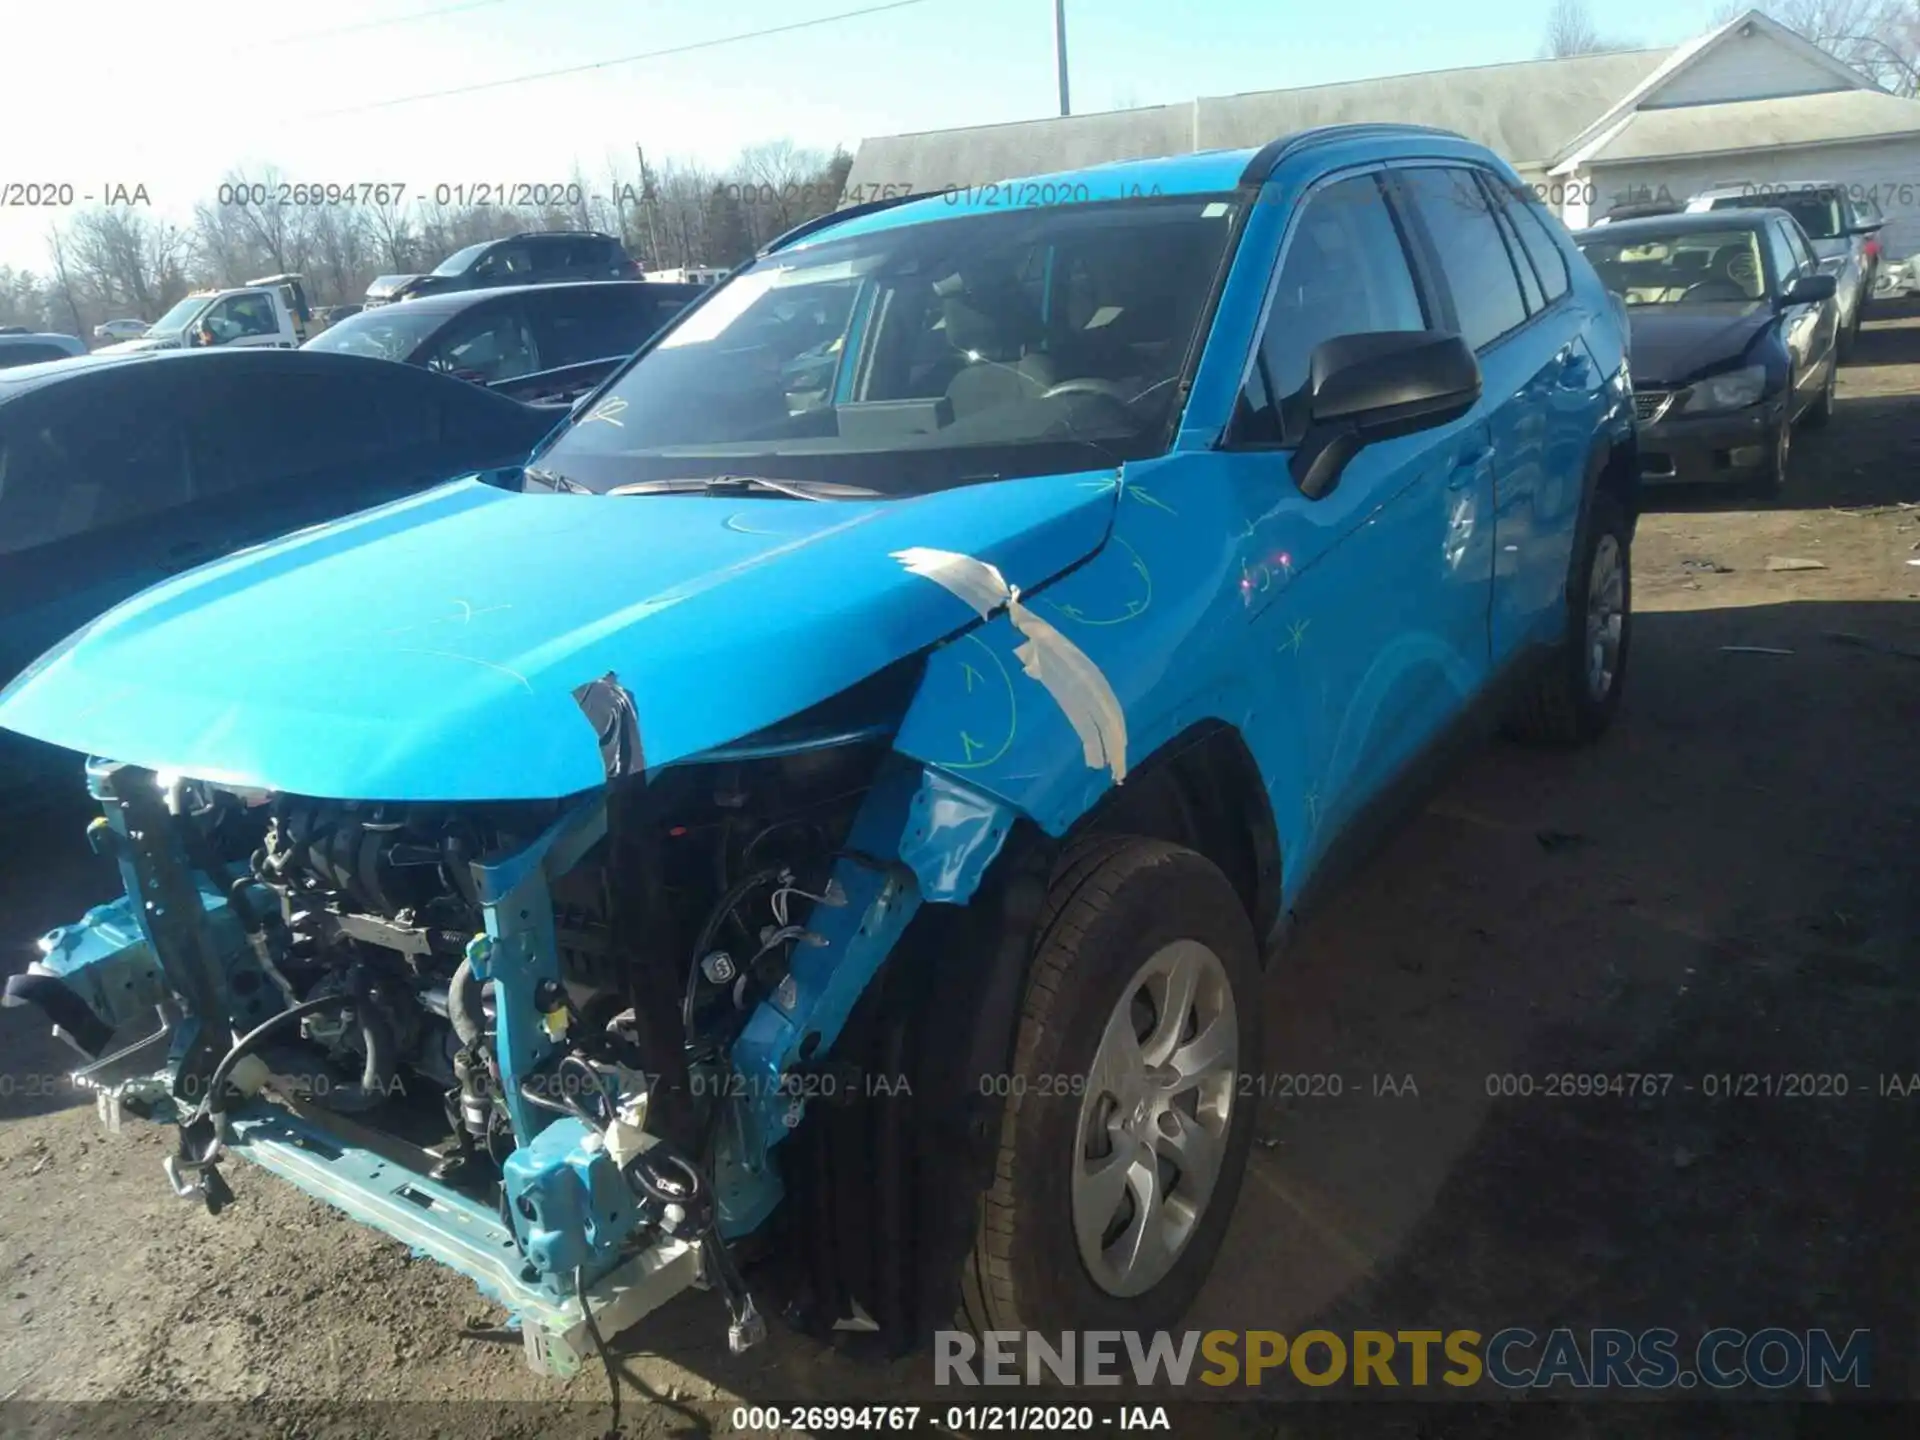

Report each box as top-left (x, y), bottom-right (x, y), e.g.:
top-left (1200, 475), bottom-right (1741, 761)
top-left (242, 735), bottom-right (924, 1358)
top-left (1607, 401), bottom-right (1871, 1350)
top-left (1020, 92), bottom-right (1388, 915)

top-left (844, 9), bottom-right (1920, 254)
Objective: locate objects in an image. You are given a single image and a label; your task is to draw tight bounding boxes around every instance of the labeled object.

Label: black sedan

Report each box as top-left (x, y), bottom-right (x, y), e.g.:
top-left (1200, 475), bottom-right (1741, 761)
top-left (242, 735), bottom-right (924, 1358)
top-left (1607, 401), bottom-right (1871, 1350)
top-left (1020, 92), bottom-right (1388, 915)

top-left (305, 280), bottom-right (703, 400)
top-left (0, 347), bottom-right (563, 796)
top-left (1575, 209), bottom-right (1840, 495)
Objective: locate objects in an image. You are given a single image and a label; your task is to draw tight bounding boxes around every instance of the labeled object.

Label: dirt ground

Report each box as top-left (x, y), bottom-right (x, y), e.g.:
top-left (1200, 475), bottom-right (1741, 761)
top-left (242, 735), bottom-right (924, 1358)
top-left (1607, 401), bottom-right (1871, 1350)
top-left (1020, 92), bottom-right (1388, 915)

top-left (2, 313), bottom-right (1918, 1439)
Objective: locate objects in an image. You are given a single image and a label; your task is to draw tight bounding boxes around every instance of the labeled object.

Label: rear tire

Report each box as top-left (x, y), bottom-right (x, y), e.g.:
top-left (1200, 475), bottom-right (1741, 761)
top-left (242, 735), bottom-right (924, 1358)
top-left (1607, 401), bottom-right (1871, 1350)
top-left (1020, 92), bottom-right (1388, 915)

top-left (960, 838), bottom-right (1261, 1335)
top-left (1505, 490), bottom-right (1632, 746)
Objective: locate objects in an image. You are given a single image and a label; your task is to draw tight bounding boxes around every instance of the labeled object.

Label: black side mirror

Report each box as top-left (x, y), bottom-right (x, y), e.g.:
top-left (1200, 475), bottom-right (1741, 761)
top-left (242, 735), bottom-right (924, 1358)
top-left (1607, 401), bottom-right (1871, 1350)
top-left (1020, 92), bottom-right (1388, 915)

top-left (1289, 331), bottom-right (1482, 499)
top-left (1782, 273), bottom-right (1837, 306)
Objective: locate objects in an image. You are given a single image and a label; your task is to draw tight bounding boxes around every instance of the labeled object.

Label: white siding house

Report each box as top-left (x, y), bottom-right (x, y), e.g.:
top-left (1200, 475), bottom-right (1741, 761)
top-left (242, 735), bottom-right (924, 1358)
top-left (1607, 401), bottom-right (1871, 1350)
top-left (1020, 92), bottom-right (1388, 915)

top-left (1545, 15), bottom-right (1920, 254)
top-left (845, 9), bottom-right (1920, 257)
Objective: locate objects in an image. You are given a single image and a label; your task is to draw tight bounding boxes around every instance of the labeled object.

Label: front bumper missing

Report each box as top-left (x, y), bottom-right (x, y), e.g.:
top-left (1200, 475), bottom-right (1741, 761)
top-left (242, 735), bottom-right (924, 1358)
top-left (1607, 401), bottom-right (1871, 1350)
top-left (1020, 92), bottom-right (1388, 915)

top-left (78, 1073), bottom-right (701, 1378)
top-left (1637, 401), bottom-right (1782, 484)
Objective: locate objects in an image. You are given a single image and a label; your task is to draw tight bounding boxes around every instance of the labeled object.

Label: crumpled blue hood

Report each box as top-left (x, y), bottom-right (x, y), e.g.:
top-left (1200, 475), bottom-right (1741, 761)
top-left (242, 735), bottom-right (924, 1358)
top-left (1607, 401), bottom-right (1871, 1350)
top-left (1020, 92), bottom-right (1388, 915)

top-left (0, 471), bottom-right (1119, 800)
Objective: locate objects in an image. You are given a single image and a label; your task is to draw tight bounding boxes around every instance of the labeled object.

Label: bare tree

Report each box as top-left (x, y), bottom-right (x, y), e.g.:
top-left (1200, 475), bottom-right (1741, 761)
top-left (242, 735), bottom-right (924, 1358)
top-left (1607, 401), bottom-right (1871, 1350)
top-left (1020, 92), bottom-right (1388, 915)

top-left (305, 205), bottom-right (374, 308)
top-left (65, 207), bottom-right (189, 318)
top-left (1716, 1), bottom-right (1920, 93)
top-left (1543, 0), bottom-right (1640, 56)
top-left (43, 227), bottom-right (87, 337)
top-left (209, 166), bottom-right (308, 278)
top-left (3, 134), bottom-right (863, 331)
top-left (363, 190), bottom-right (419, 273)
top-left (735, 139), bottom-right (829, 246)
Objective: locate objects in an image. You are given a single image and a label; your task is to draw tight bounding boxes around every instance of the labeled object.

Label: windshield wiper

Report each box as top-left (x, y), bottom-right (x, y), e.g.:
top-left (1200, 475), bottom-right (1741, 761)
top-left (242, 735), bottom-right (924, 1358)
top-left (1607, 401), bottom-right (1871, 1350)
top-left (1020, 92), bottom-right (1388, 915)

top-left (606, 475), bottom-right (881, 501)
top-left (524, 465), bottom-right (593, 495)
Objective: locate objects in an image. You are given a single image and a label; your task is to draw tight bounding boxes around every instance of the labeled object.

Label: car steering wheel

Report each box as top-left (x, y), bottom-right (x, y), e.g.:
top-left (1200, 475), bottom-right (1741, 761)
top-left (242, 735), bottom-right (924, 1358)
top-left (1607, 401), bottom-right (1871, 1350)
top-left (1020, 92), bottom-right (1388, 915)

top-left (1681, 279), bottom-right (1751, 302)
top-left (1041, 378), bottom-right (1136, 404)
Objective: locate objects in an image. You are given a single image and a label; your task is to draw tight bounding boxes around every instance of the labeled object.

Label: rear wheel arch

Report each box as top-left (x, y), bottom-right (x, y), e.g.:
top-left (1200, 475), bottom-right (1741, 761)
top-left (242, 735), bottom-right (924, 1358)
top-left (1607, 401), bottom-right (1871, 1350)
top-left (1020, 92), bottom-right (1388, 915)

top-left (1585, 428), bottom-right (1640, 544)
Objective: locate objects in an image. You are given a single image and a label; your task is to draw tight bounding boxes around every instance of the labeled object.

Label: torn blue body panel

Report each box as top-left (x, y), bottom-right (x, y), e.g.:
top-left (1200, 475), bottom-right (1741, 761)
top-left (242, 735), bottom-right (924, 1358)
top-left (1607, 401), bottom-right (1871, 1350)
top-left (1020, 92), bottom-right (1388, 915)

top-left (0, 469), bottom-right (1118, 802)
top-left (896, 769), bottom-right (1018, 906)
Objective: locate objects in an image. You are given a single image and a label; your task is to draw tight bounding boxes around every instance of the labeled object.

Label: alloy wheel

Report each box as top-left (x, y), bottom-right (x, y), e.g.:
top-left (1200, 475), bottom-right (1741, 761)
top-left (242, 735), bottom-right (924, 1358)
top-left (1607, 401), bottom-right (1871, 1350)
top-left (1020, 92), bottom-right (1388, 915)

top-left (1071, 939), bottom-right (1238, 1297)
top-left (1585, 533), bottom-right (1626, 703)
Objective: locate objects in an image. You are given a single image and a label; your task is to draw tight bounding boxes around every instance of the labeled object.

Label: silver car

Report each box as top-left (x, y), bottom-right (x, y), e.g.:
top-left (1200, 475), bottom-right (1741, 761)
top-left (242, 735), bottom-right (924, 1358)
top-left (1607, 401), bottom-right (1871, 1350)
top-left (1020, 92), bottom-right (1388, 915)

top-left (1687, 182), bottom-right (1884, 356)
top-left (93, 318), bottom-right (150, 342)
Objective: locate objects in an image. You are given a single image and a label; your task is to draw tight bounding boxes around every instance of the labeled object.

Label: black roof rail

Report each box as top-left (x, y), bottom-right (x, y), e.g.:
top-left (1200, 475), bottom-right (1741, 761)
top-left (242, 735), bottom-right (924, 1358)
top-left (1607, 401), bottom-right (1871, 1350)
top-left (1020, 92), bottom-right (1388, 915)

top-left (1238, 124), bottom-right (1465, 187)
top-left (761, 191), bottom-right (927, 256)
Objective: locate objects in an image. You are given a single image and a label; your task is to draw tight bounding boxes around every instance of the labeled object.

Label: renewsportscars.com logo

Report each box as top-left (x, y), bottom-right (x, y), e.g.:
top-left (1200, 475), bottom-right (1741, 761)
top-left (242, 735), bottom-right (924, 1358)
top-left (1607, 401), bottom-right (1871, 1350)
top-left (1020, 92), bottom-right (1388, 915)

top-left (934, 1328), bottom-right (1872, 1391)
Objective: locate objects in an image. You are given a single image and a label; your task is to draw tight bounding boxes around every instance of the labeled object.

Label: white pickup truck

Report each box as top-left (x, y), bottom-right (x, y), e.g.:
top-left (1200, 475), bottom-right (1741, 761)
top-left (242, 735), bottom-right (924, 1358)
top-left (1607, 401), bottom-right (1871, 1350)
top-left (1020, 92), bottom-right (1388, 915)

top-left (96, 275), bottom-right (311, 354)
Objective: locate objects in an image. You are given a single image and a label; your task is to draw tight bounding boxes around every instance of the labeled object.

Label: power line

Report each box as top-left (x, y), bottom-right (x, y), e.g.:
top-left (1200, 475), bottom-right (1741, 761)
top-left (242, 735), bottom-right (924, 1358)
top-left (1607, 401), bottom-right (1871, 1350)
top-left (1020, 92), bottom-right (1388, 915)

top-left (269, 0), bottom-right (517, 46)
top-left (311, 0), bottom-right (942, 117)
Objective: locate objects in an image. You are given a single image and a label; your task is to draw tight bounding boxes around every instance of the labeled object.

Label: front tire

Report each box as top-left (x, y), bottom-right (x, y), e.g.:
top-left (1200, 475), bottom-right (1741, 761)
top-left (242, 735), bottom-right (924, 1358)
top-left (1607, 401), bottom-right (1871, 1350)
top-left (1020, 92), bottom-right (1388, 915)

top-left (1802, 354), bottom-right (1836, 430)
top-left (1754, 407), bottom-right (1791, 498)
top-left (961, 838), bottom-right (1261, 1335)
top-left (1505, 490), bottom-right (1632, 746)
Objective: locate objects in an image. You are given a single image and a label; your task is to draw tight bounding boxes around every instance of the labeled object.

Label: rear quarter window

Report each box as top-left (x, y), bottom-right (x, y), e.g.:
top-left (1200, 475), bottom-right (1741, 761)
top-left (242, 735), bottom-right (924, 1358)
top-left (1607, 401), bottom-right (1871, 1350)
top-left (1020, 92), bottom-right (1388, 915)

top-left (1500, 188), bottom-right (1572, 302)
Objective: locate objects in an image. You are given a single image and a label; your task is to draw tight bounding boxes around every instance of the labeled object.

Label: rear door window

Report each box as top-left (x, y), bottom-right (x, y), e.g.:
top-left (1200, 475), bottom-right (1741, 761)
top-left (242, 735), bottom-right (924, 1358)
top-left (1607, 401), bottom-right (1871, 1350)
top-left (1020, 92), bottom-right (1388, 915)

top-left (424, 301), bottom-right (541, 381)
top-left (525, 287), bottom-right (667, 368)
top-left (529, 237), bottom-right (580, 275)
top-left (562, 236), bottom-right (614, 271)
top-left (1762, 222), bottom-right (1802, 289)
top-left (1781, 220), bottom-right (1820, 279)
top-left (1398, 167), bottom-right (1531, 350)
top-left (472, 242), bottom-right (535, 281)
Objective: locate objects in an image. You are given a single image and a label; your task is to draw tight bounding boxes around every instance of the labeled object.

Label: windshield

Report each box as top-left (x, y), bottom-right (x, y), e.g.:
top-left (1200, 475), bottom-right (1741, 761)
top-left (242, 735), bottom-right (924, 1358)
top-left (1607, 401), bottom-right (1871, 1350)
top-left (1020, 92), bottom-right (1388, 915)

top-left (433, 242), bottom-right (491, 277)
top-left (146, 294), bottom-right (211, 333)
top-left (1709, 192), bottom-right (1842, 240)
top-left (304, 305), bottom-right (447, 361)
top-left (534, 193), bottom-right (1241, 496)
top-left (1577, 228), bottom-right (1768, 305)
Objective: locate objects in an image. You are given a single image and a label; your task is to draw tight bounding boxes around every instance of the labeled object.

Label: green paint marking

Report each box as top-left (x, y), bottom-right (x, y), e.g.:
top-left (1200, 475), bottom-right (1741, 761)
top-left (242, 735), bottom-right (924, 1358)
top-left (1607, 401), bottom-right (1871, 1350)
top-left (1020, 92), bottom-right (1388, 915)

top-left (1043, 534), bottom-right (1153, 627)
top-left (943, 633), bottom-right (1017, 770)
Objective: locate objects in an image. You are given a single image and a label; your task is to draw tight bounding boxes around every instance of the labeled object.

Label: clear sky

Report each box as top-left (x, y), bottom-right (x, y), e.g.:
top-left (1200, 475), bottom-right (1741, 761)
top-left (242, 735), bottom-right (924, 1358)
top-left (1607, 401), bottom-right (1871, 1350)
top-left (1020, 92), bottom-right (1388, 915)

top-left (0, 0), bottom-right (1731, 272)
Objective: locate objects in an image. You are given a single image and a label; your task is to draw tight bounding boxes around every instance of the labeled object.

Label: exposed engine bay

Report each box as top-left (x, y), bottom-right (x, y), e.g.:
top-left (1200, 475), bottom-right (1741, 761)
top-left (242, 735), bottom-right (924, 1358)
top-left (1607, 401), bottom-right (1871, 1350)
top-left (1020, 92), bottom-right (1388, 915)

top-left (11, 664), bottom-right (1038, 1375)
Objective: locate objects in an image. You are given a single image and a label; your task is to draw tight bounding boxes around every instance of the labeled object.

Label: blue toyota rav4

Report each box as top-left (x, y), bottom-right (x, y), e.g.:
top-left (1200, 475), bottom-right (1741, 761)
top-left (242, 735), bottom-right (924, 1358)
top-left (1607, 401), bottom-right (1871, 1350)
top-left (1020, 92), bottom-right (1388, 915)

top-left (0, 126), bottom-right (1634, 1374)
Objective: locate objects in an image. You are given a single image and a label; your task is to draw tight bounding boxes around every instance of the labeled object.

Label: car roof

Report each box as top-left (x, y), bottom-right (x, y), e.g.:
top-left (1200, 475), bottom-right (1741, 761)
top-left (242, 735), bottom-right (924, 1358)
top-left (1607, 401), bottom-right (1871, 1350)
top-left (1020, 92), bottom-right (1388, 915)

top-left (1692, 181), bottom-right (1844, 200)
top-left (0, 344), bottom-right (519, 404)
top-left (368, 279), bottom-right (701, 316)
top-left (779, 125), bottom-right (1491, 251)
top-left (1574, 209), bottom-right (1788, 242)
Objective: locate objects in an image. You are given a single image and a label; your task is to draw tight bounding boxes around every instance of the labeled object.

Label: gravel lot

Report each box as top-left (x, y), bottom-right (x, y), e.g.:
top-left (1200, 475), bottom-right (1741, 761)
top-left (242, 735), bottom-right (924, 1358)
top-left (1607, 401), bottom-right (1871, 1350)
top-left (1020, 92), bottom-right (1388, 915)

top-left (2, 312), bottom-right (1918, 1437)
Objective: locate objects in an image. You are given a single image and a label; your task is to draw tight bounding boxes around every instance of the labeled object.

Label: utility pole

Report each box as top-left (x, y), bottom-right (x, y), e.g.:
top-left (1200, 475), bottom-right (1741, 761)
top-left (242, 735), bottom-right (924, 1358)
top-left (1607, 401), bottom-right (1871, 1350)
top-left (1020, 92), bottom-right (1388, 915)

top-left (636, 143), bottom-right (663, 267)
top-left (1054, 0), bottom-right (1070, 116)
